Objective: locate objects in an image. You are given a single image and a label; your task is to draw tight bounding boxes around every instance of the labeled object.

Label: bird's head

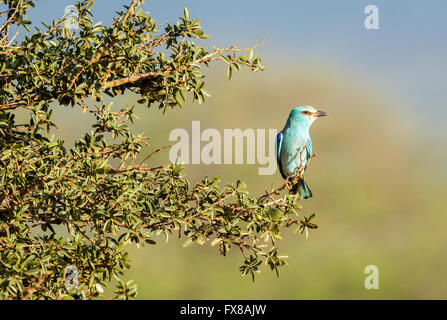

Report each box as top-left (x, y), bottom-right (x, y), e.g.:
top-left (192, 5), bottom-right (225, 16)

top-left (290, 106), bottom-right (328, 125)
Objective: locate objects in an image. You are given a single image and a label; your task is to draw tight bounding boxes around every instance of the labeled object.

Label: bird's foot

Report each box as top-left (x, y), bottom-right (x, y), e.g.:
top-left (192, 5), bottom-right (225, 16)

top-left (284, 178), bottom-right (293, 190)
top-left (290, 173), bottom-right (301, 185)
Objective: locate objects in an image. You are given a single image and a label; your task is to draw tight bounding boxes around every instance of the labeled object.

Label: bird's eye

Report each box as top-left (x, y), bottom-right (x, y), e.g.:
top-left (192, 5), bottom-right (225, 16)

top-left (301, 111), bottom-right (310, 115)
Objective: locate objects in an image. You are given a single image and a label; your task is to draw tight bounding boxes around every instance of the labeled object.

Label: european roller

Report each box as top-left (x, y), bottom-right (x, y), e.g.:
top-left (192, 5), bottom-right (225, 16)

top-left (276, 106), bottom-right (328, 199)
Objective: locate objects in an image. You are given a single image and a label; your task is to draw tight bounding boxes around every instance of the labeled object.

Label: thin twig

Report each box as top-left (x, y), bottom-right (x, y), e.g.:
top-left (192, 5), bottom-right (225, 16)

top-left (102, 40), bottom-right (265, 89)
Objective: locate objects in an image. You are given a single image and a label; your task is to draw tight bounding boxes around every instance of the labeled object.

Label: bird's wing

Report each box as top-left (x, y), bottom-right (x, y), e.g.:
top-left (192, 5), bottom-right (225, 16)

top-left (300, 138), bottom-right (313, 173)
top-left (306, 138), bottom-right (312, 160)
top-left (295, 138), bottom-right (312, 176)
top-left (276, 131), bottom-right (287, 179)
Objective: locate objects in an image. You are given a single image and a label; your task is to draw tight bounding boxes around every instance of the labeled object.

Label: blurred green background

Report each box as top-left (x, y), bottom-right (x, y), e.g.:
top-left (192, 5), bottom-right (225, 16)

top-left (26, 0), bottom-right (447, 298)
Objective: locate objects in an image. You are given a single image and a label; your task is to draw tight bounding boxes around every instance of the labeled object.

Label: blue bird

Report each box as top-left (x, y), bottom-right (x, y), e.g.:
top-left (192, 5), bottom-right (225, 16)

top-left (276, 106), bottom-right (328, 199)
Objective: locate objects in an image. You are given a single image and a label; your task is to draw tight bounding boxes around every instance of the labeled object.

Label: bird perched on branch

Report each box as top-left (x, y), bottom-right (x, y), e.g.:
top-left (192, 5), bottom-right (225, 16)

top-left (276, 106), bottom-right (328, 199)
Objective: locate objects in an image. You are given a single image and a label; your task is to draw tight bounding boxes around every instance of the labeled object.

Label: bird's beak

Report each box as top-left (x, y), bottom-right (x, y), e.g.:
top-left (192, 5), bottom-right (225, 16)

top-left (316, 110), bottom-right (328, 117)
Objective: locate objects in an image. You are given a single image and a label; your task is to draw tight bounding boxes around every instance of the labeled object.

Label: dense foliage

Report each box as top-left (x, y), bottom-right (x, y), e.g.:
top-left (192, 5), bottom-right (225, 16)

top-left (0, 0), bottom-right (317, 299)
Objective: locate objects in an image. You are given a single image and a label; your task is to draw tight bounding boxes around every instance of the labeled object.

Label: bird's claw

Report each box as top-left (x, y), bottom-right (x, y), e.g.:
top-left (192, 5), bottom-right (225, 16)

top-left (285, 175), bottom-right (300, 190)
top-left (291, 175), bottom-right (300, 185)
top-left (285, 178), bottom-right (293, 190)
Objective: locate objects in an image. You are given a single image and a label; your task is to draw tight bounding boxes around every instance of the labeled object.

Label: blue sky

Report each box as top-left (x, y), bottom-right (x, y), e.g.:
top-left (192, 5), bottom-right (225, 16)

top-left (11, 0), bottom-right (447, 134)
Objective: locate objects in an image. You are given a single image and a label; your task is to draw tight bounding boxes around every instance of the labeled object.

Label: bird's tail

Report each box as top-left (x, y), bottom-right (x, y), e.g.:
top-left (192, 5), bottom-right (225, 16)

top-left (291, 178), bottom-right (312, 199)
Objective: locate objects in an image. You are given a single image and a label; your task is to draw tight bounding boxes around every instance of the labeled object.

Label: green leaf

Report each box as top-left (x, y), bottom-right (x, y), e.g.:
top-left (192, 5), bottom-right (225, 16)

top-left (227, 66), bottom-right (232, 80)
top-left (182, 239), bottom-right (194, 248)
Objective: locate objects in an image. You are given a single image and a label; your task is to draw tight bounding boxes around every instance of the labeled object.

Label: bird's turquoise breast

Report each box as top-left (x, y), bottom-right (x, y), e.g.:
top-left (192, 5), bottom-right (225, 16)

top-left (280, 125), bottom-right (310, 177)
